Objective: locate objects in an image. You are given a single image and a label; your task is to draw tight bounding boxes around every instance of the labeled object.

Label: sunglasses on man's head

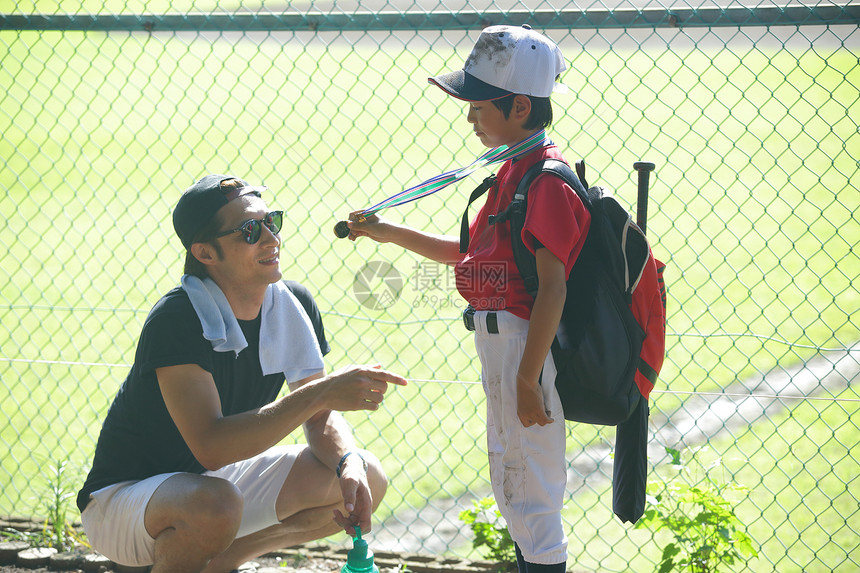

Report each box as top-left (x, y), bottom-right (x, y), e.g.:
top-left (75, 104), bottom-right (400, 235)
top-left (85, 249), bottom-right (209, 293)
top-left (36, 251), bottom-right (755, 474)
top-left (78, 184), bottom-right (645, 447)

top-left (215, 211), bottom-right (284, 244)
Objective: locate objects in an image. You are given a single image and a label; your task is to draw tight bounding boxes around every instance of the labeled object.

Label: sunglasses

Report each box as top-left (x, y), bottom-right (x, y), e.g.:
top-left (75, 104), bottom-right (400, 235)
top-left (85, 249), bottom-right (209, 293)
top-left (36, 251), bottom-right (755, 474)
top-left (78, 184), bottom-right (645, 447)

top-left (215, 210), bottom-right (284, 244)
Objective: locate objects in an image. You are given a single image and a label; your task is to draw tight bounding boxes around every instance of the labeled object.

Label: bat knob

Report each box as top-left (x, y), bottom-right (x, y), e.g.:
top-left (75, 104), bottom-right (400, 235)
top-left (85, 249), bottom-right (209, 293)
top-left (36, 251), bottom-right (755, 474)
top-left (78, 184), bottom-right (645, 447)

top-left (334, 220), bottom-right (351, 239)
top-left (634, 161), bottom-right (655, 172)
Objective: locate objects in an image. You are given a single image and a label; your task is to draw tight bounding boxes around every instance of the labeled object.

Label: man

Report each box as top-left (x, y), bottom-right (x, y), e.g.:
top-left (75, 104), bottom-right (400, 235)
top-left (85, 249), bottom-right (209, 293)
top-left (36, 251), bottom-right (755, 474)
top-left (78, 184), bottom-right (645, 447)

top-left (77, 174), bottom-right (406, 573)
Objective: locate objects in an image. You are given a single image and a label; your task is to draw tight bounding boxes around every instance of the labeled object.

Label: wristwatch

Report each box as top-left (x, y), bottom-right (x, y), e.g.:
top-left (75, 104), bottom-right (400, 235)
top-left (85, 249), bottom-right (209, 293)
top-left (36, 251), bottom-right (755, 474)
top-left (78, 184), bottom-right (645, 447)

top-left (336, 451), bottom-right (368, 478)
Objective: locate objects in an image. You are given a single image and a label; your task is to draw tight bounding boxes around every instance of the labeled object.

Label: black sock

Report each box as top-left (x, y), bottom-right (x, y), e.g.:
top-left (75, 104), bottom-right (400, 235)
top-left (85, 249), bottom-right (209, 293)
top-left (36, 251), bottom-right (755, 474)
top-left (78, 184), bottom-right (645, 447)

top-left (514, 543), bottom-right (566, 573)
top-left (515, 542), bottom-right (527, 573)
top-left (524, 562), bottom-right (566, 573)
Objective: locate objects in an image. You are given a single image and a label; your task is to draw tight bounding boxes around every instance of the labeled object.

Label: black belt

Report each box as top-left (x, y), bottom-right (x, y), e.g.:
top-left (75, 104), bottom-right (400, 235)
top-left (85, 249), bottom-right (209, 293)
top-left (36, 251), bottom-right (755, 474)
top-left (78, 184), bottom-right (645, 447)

top-left (463, 305), bottom-right (499, 334)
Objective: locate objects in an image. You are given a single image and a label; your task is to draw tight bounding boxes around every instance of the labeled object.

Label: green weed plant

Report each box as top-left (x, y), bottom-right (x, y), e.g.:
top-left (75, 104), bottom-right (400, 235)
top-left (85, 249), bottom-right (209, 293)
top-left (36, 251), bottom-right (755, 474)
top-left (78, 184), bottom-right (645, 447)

top-left (459, 497), bottom-right (516, 568)
top-left (0, 458), bottom-right (88, 552)
top-left (41, 459), bottom-right (88, 551)
top-left (636, 447), bottom-right (757, 573)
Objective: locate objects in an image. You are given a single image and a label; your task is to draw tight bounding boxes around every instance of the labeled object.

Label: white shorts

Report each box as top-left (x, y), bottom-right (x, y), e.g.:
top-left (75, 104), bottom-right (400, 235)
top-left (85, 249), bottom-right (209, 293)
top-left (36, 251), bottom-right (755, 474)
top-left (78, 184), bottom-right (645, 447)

top-left (472, 309), bottom-right (568, 565)
top-left (80, 444), bottom-right (304, 567)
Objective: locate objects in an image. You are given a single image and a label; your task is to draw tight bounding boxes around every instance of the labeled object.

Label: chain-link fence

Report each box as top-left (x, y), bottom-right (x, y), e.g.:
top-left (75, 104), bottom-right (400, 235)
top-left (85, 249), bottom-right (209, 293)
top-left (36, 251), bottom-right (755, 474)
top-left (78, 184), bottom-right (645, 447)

top-left (1, 1), bottom-right (858, 571)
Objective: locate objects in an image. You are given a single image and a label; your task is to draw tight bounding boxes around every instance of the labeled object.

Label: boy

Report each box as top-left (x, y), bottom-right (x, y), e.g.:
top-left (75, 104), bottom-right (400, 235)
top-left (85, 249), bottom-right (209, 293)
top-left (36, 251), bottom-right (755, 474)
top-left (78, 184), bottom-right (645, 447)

top-left (348, 25), bottom-right (584, 572)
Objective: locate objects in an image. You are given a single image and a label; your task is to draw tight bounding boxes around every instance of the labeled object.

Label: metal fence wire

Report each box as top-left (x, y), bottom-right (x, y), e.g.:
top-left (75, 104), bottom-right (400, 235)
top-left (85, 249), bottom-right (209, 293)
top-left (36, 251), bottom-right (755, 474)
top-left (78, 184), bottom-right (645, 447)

top-left (1, 2), bottom-right (858, 572)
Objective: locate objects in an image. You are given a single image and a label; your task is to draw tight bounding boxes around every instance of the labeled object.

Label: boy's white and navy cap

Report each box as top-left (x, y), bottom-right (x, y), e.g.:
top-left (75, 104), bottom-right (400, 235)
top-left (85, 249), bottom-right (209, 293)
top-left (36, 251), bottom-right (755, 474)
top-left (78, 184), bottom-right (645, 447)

top-left (429, 24), bottom-right (567, 101)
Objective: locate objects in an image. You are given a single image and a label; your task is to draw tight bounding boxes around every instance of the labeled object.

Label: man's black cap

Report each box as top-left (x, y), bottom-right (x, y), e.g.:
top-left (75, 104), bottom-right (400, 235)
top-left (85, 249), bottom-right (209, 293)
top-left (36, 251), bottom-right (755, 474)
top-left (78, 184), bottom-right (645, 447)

top-left (172, 174), bottom-right (266, 249)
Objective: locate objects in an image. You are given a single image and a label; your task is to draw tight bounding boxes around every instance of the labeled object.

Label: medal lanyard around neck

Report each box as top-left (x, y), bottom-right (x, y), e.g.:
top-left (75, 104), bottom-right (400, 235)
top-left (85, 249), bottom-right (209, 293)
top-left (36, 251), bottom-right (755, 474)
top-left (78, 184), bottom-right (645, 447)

top-left (353, 130), bottom-right (552, 220)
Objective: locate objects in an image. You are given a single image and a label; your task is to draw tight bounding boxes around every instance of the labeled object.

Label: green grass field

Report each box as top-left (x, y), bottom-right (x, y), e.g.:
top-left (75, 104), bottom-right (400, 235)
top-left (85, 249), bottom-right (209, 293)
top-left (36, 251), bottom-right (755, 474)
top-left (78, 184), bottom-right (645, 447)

top-left (1, 25), bottom-right (858, 570)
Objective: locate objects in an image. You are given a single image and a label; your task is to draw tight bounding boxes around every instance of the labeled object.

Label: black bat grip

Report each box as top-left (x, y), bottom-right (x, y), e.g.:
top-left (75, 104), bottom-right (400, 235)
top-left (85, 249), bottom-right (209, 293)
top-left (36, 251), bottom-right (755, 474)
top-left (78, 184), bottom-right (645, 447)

top-left (633, 162), bottom-right (655, 236)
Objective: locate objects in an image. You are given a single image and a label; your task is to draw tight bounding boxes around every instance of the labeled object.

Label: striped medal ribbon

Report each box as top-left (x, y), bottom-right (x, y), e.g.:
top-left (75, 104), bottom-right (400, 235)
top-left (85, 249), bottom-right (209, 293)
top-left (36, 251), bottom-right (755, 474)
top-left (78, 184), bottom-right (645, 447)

top-left (353, 130), bottom-right (552, 220)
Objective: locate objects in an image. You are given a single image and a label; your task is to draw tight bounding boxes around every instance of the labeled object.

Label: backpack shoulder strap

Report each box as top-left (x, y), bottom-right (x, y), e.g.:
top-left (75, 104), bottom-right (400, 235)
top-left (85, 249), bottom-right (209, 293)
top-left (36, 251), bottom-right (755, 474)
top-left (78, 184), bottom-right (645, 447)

top-left (524, 159), bottom-right (590, 205)
top-left (508, 159), bottom-right (590, 298)
top-left (459, 174), bottom-right (498, 254)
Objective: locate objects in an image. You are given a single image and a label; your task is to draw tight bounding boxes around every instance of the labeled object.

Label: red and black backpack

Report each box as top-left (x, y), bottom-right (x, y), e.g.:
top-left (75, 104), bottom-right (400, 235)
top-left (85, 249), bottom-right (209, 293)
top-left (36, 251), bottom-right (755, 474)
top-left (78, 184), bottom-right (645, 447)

top-left (462, 158), bottom-right (667, 424)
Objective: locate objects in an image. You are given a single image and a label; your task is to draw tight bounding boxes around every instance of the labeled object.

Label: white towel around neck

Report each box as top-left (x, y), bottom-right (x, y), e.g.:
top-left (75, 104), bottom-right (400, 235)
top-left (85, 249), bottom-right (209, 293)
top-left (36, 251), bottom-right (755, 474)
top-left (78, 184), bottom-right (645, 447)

top-left (180, 275), bottom-right (324, 383)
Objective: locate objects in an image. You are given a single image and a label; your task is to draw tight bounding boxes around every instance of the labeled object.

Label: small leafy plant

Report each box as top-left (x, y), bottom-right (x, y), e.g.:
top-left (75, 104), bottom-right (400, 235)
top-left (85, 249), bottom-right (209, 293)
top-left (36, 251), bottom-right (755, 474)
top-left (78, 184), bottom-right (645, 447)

top-left (43, 459), bottom-right (83, 550)
top-left (278, 551), bottom-right (309, 568)
top-left (1, 458), bottom-right (88, 551)
top-left (459, 497), bottom-right (516, 567)
top-left (635, 447), bottom-right (757, 573)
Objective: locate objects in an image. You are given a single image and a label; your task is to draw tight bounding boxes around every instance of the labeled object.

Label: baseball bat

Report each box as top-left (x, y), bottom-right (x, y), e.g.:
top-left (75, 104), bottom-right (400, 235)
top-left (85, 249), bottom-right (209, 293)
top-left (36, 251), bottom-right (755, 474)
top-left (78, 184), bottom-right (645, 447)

top-left (633, 162), bottom-right (655, 235)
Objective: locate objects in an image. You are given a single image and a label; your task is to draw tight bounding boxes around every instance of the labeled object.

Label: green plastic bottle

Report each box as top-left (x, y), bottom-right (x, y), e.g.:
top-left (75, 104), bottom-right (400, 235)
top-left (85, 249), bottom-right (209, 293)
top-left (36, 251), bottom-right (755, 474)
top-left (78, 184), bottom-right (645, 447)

top-left (341, 527), bottom-right (380, 573)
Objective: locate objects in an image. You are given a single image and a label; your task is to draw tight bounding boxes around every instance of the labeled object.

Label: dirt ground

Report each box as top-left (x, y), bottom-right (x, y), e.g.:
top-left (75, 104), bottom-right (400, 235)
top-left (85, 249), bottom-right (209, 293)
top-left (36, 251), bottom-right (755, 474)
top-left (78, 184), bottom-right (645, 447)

top-left (0, 517), bottom-right (502, 573)
top-left (0, 552), bottom-right (343, 573)
top-left (0, 543), bottom-right (506, 573)
top-left (1, 549), bottom-right (332, 573)
top-left (0, 554), bottom-right (340, 573)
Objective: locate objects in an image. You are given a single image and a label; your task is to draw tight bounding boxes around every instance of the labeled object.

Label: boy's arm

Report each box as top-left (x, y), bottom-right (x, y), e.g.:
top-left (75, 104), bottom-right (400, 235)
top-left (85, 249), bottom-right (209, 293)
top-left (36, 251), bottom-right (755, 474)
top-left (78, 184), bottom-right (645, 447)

top-left (516, 247), bottom-right (567, 427)
top-left (347, 213), bottom-right (463, 265)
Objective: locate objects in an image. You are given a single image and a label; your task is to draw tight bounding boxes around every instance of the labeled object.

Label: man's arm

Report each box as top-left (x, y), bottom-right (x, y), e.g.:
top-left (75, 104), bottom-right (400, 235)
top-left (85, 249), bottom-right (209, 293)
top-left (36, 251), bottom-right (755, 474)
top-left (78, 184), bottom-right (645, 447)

top-left (516, 247), bottom-right (567, 427)
top-left (156, 363), bottom-right (405, 471)
top-left (293, 371), bottom-right (376, 533)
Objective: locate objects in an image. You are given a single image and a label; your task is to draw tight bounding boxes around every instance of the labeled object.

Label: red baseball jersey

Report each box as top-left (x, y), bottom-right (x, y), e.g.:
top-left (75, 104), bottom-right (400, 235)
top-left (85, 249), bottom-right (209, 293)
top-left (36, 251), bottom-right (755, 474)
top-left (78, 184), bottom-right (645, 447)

top-left (455, 145), bottom-right (591, 320)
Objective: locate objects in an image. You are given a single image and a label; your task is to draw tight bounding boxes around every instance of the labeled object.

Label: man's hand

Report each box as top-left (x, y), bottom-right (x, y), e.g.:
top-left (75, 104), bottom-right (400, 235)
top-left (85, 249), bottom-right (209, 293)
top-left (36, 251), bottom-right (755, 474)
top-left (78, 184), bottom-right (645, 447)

top-left (331, 453), bottom-right (372, 536)
top-left (320, 364), bottom-right (407, 412)
top-left (299, 367), bottom-right (401, 538)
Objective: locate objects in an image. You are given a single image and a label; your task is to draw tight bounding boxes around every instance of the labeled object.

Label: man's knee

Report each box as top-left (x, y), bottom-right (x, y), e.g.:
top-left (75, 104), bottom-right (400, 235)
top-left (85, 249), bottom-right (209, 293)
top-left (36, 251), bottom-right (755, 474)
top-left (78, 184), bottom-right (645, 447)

top-left (359, 450), bottom-right (388, 507)
top-left (149, 474), bottom-right (243, 554)
top-left (185, 477), bottom-right (243, 544)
